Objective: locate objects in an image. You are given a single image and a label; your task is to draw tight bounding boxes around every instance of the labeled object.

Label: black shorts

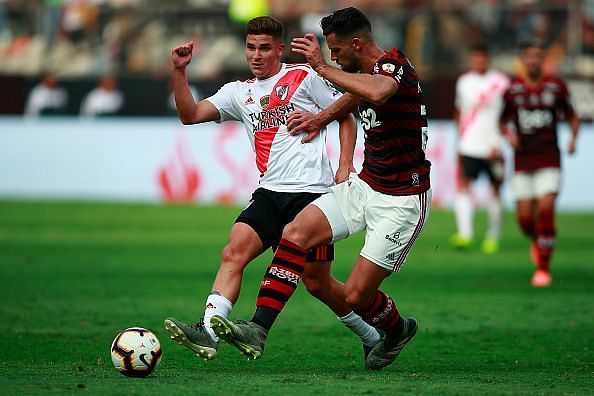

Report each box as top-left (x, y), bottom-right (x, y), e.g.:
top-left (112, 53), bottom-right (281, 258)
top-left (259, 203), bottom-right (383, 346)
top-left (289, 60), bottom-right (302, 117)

top-left (235, 188), bottom-right (334, 262)
top-left (460, 155), bottom-right (504, 184)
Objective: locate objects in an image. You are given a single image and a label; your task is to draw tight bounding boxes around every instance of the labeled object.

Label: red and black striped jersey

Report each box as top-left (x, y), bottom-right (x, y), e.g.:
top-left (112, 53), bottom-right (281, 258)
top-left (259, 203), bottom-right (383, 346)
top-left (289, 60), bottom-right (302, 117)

top-left (358, 48), bottom-right (431, 196)
top-left (500, 76), bottom-right (575, 172)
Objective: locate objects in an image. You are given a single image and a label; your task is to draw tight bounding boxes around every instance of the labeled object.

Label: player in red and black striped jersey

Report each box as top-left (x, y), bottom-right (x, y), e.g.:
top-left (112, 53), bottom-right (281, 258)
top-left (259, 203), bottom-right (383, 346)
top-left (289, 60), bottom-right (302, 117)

top-left (500, 38), bottom-right (580, 287)
top-left (211, 7), bottom-right (430, 371)
top-left (357, 49), bottom-right (430, 195)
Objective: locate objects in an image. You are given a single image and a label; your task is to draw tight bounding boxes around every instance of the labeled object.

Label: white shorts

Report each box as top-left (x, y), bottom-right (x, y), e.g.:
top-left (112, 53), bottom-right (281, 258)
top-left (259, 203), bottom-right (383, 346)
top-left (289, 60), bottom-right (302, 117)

top-left (512, 168), bottom-right (561, 200)
top-left (312, 173), bottom-right (431, 272)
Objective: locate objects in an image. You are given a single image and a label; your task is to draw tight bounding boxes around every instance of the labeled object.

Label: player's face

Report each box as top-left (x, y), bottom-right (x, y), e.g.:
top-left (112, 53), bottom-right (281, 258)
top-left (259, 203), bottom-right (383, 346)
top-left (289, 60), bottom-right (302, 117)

top-left (245, 34), bottom-right (284, 79)
top-left (325, 33), bottom-right (359, 73)
top-left (521, 46), bottom-right (545, 79)
top-left (469, 51), bottom-right (489, 74)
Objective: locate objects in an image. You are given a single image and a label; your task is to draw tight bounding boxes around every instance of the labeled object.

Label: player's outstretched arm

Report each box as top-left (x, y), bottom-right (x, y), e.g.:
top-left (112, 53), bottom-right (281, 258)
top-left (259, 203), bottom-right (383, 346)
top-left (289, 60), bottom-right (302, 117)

top-left (291, 34), bottom-right (398, 105)
top-left (171, 41), bottom-right (220, 125)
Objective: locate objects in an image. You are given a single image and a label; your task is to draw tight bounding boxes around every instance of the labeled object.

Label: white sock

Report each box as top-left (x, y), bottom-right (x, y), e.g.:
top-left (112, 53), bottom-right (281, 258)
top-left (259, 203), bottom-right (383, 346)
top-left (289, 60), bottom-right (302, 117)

top-left (203, 293), bottom-right (233, 342)
top-left (339, 311), bottom-right (381, 347)
top-left (486, 197), bottom-right (502, 239)
top-left (454, 191), bottom-right (474, 238)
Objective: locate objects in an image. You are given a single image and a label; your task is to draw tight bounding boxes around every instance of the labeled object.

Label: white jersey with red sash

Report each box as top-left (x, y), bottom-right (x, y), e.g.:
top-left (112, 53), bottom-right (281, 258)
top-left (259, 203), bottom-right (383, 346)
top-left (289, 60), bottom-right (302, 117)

top-left (455, 69), bottom-right (510, 158)
top-left (206, 63), bottom-right (341, 193)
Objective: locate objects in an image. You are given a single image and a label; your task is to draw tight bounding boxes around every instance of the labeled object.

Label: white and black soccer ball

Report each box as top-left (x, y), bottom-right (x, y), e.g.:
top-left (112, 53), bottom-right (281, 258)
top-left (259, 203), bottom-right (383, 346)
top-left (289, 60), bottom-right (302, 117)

top-left (110, 327), bottom-right (162, 378)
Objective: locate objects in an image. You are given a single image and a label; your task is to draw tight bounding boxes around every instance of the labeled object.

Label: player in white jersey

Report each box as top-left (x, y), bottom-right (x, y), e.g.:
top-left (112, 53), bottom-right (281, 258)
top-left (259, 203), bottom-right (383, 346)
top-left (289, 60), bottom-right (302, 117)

top-left (164, 16), bottom-right (380, 365)
top-left (450, 43), bottom-right (510, 254)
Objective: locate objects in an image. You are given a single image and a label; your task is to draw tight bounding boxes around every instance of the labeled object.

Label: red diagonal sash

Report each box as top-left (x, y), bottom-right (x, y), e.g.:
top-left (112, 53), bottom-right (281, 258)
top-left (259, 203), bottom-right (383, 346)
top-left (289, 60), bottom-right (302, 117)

top-left (254, 69), bottom-right (309, 174)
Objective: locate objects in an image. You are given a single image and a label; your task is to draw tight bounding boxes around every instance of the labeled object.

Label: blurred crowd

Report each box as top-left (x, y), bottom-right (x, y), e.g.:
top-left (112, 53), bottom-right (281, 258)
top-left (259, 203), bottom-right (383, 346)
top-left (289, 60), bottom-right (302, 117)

top-left (1, 0), bottom-right (594, 79)
top-left (2, 0), bottom-right (594, 118)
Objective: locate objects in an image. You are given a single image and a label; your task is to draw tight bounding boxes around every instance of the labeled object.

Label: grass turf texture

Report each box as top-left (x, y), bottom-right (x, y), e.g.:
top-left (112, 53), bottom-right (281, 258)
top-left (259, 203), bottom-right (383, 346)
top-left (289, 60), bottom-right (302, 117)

top-left (0, 200), bottom-right (592, 395)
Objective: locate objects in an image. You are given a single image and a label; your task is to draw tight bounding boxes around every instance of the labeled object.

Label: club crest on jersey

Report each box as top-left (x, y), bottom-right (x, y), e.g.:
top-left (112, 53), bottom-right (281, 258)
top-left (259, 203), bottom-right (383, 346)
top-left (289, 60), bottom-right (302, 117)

top-left (275, 83), bottom-right (290, 102)
top-left (260, 95), bottom-right (270, 108)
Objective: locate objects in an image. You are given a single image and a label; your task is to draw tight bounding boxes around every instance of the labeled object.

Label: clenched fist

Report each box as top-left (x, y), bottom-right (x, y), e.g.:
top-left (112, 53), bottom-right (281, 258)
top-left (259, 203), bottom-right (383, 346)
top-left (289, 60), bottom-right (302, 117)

top-left (172, 41), bottom-right (194, 70)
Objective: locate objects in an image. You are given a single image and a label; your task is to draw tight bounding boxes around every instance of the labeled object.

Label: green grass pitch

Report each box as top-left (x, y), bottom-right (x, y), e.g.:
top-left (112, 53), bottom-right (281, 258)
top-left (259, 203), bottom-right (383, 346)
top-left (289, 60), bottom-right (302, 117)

top-left (0, 200), bottom-right (592, 395)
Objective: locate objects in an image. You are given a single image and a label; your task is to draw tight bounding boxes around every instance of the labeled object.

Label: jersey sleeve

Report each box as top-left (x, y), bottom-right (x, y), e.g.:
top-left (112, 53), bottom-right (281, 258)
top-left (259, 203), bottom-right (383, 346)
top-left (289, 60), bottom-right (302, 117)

top-left (205, 81), bottom-right (242, 123)
top-left (307, 72), bottom-right (342, 110)
top-left (377, 50), bottom-right (422, 90)
top-left (556, 79), bottom-right (576, 120)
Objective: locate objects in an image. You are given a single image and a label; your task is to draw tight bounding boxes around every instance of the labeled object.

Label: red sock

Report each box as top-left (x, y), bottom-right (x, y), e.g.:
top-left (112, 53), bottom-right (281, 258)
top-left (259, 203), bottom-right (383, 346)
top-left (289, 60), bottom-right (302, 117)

top-left (354, 290), bottom-right (403, 333)
top-left (251, 238), bottom-right (307, 330)
top-left (536, 207), bottom-right (555, 271)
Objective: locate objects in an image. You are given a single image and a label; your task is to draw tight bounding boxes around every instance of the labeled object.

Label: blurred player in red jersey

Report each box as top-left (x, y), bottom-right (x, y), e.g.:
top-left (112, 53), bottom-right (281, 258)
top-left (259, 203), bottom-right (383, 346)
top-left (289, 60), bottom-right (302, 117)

top-left (500, 38), bottom-right (580, 287)
top-left (450, 44), bottom-right (509, 253)
top-left (211, 7), bottom-right (430, 371)
top-left (164, 16), bottom-right (381, 364)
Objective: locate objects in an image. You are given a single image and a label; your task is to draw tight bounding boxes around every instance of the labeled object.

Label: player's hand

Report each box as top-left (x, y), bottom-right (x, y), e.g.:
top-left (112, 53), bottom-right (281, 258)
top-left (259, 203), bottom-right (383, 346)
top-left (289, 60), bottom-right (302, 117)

top-left (335, 162), bottom-right (356, 184)
top-left (287, 111), bottom-right (322, 143)
top-left (568, 136), bottom-right (577, 155)
top-left (291, 34), bottom-right (326, 72)
top-left (172, 41), bottom-right (194, 69)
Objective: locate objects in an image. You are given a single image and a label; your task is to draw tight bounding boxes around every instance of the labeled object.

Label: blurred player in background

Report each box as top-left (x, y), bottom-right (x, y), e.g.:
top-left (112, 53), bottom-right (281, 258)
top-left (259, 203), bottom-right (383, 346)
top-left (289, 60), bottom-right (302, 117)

top-left (500, 38), bottom-right (580, 287)
top-left (211, 7), bottom-right (430, 371)
top-left (164, 16), bottom-right (380, 363)
top-left (450, 44), bottom-right (510, 254)
top-left (24, 73), bottom-right (68, 117)
top-left (80, 76), bottom-right (124, 117)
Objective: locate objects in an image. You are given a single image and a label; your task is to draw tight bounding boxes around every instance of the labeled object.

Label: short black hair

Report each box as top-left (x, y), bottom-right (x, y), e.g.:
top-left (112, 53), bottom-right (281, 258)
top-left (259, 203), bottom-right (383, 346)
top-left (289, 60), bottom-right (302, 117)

top-left (469, 42), bottom-right (489, 54)
top-left (519, 37), bottom-right (544, 51)
top-left (246, 16), bottom-right (284, 42)
top-left (320, 7), bottom-right (372, 38)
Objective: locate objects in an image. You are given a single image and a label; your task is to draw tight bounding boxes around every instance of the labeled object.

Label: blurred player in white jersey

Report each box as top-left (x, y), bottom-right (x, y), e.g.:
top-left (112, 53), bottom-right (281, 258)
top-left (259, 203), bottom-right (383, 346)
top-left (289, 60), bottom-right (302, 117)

top-left (164, 16), bottom-right (380, 364)
top-left (450, 44), bottom-right (510, 254)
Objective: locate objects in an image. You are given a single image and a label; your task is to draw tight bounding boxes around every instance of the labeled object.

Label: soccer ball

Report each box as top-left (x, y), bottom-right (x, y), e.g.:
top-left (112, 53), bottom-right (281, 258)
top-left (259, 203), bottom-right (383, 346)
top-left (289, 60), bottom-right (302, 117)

top-left (110, 327), bottom-right (162, 377)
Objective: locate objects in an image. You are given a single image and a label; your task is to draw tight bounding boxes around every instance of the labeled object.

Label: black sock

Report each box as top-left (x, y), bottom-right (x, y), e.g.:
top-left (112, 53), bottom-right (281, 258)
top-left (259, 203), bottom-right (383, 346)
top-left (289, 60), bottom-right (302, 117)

top-left (251, 307), bottom-right (277, 332)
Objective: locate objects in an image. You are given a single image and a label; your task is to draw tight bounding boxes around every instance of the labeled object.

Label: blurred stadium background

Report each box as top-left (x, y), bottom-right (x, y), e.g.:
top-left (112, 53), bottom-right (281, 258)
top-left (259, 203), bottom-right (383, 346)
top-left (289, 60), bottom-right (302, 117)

top-left (1, 0), bottom-right (593, 209)
top-left (1, 1), bottom-right (593, 394)
top-left (2, 0), bottom-right (594, 118)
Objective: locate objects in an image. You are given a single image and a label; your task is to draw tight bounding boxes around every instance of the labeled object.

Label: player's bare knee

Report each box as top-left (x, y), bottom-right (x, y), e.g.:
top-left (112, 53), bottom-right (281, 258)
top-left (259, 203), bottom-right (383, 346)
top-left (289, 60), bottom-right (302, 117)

top-left (220, 245), bottom-right (249, 271)
top-left (281, 222), bottom-right (311, 249)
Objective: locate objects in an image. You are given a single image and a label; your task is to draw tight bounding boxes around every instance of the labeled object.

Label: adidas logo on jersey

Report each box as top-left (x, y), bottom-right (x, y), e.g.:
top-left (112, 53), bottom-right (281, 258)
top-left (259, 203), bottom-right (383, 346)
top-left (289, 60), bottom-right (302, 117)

top-left (245, 89), bottom-right (254, 105)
